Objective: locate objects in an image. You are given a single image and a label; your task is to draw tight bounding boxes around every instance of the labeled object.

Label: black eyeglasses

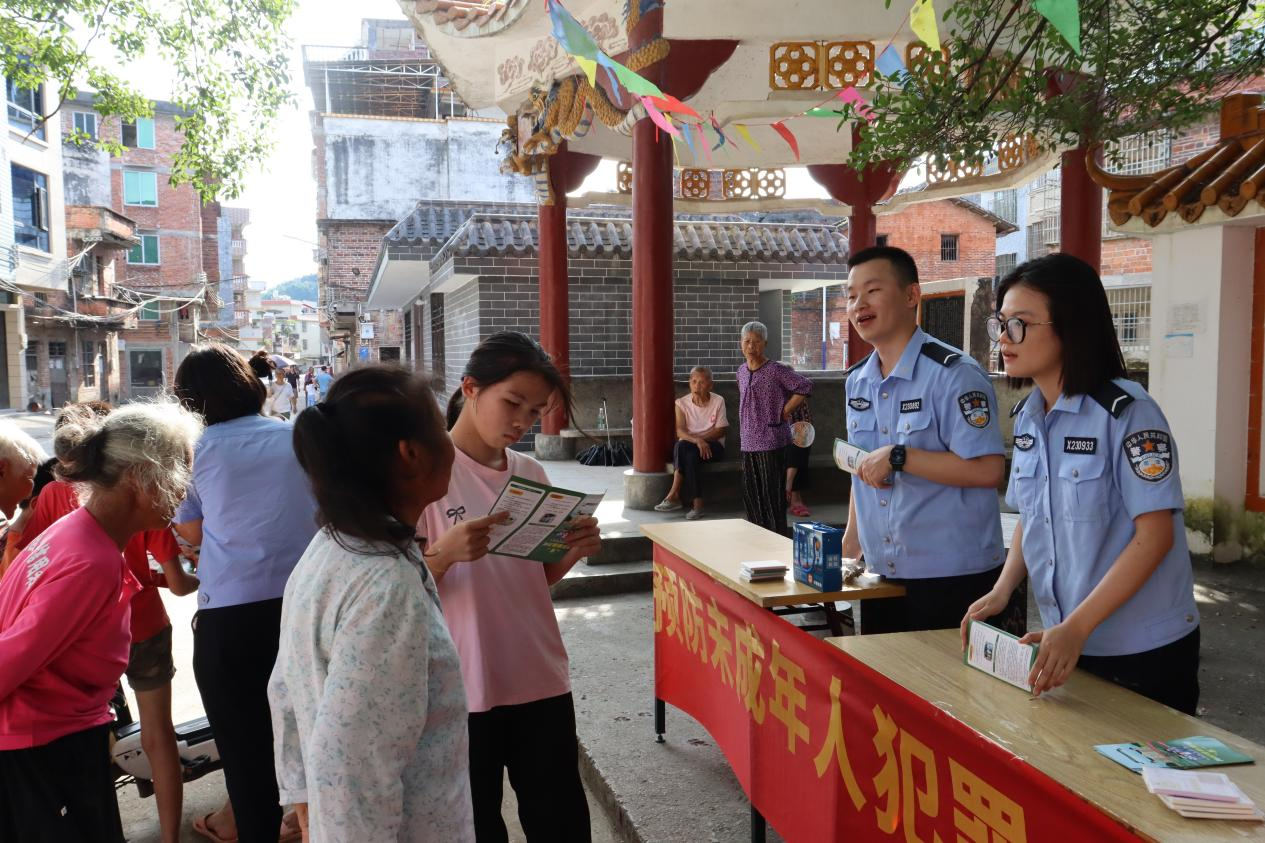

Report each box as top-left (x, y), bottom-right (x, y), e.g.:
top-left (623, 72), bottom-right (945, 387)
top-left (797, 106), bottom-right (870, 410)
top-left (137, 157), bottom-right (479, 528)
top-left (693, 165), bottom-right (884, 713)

top-left (986, 315), bottom-right (1054, 344)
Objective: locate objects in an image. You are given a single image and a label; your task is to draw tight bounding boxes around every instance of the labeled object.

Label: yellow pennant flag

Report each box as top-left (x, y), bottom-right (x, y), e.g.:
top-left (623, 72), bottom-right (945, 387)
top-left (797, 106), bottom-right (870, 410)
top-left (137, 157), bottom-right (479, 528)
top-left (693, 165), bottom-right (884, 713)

top-left (735, 123), bottom-right (761, 152)
top-left (909, 0), bottom-right (941, 52)
top-left (574, 55), bottom-right (598, 88)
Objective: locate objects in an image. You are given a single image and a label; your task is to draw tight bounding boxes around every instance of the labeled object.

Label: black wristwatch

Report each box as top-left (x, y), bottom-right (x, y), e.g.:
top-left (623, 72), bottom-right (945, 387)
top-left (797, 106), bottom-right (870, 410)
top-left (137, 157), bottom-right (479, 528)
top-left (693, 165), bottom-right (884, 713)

top-left (889, 445), bottom-right (907, 473)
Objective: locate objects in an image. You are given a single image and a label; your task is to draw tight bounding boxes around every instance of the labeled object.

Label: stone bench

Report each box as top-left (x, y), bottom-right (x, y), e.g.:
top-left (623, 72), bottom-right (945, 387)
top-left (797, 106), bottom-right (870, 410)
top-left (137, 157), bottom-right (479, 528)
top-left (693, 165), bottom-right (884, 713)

top-left (560, 426), bottom-right (632, 438)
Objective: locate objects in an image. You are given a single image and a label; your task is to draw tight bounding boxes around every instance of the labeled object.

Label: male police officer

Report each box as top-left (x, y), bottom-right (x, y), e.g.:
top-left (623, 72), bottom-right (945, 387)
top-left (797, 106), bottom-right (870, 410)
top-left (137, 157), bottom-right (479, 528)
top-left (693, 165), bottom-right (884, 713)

top-left (841, 246), bottom-right (1020, 634)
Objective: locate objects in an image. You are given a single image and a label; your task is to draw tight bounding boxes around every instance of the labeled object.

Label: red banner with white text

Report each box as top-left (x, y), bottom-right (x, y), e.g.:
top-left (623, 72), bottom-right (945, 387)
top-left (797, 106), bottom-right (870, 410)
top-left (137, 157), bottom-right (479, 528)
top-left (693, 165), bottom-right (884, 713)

top-left (652, 548), bottom-right (1143, 843)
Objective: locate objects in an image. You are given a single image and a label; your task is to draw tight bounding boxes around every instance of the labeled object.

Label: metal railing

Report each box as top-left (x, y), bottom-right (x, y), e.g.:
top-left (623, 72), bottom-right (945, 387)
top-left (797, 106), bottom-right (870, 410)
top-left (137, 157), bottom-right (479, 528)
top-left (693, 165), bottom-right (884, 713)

top-left (1105, 286), bottom-right (1151, 359)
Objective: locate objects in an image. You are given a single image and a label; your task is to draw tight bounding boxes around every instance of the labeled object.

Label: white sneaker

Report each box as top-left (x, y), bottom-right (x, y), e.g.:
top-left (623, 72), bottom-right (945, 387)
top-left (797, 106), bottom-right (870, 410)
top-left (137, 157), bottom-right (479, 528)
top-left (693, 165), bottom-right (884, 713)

top-left (685, 508), bottom-right (704, 520)
top-left (654, 499), bottom-right (682, 512)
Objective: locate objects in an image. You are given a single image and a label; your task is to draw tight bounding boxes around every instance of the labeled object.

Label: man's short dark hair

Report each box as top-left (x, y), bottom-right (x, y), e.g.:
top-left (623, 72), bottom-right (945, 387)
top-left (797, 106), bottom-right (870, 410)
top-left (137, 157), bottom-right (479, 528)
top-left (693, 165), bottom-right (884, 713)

top-left (847, 245), bottom-right (919, 287)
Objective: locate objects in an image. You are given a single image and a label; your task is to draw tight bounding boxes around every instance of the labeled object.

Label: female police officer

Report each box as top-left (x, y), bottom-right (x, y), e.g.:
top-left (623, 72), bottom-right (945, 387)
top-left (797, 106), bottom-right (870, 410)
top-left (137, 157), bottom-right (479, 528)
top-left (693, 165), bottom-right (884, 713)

top-left (962, 253), bottom-right (1200, 715)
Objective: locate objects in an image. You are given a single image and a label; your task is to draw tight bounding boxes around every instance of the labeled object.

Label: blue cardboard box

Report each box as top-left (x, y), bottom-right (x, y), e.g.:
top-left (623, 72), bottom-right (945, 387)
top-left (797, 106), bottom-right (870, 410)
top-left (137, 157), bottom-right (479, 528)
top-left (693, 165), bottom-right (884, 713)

top-left (792, 521), bottom-right (843, 591)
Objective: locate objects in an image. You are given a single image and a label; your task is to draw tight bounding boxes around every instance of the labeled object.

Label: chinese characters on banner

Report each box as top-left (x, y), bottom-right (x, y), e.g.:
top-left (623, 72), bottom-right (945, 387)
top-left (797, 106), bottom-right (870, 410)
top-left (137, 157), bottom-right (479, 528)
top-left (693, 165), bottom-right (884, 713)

top-left (652, 550), bottom-right (1144, 843)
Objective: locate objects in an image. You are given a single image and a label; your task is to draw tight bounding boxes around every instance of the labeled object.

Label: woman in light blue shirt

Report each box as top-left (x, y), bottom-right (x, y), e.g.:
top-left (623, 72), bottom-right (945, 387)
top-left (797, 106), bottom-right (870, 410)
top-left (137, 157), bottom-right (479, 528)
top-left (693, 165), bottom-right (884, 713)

top-left (963, 253), bottom-right (1200, 714)
top-left (173, 345), bottom-right (319, 843)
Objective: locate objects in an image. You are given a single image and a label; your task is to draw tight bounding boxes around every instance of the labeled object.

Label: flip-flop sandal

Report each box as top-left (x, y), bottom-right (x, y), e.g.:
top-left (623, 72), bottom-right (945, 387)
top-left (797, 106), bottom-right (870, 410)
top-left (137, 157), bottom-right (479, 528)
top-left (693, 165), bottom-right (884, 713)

top-left (193, 812), bottom-right (238, 843)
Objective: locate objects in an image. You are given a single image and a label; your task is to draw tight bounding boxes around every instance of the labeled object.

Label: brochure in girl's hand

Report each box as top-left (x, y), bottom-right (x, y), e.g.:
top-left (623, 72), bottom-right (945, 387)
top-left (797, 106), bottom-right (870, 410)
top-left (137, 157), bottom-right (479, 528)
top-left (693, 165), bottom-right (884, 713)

top-left (486, 476), bottom-right (604, 563)
top-left (964, 620), bottom-right (1038, 693)
top-left (1094, 736), bottom-right (1254, 773)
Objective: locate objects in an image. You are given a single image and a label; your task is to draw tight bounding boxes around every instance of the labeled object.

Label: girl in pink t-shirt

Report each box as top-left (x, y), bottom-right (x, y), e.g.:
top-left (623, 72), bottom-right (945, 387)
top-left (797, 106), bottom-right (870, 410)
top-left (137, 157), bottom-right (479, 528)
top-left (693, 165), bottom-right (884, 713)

top-left (419, 331), bottom-right (601, 842)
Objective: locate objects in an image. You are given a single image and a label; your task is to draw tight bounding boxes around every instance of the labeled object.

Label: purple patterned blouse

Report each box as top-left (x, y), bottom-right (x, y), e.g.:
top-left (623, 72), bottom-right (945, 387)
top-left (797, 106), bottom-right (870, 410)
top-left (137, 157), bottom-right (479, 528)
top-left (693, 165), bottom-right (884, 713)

top-left (736, 360), bottom-right (813, 452)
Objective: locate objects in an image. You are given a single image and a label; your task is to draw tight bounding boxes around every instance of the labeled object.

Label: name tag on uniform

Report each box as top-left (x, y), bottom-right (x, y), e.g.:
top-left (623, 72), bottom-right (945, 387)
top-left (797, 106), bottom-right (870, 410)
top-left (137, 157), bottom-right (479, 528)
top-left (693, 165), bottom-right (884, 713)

top-left (1064, 437), bottom-right (1098, 454)
top-left (899, 398), bottom-right (922, 414)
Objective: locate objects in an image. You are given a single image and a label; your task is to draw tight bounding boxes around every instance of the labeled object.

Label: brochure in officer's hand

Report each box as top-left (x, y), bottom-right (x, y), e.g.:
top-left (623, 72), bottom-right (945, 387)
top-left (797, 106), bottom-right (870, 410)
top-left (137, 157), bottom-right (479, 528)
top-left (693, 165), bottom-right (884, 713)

top-left (833, 438), bottom-right (869, 474)
top-left (964, 620), bottom-right (1038, 693)
top-left (485, 476), bottom-right (604, 564)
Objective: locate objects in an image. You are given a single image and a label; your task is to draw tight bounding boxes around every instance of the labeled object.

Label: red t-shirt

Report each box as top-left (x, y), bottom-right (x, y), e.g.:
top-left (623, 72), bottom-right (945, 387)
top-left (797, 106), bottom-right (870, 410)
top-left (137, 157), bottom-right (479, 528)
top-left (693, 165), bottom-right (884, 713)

top-left (17, 481), bottom-right (180, 642)
top-left (123, 529), bottom-right (180, 642)
top-left (15, 480), bottom-right (80, 553)
top-left (0, 507), bottom-right (141, 749)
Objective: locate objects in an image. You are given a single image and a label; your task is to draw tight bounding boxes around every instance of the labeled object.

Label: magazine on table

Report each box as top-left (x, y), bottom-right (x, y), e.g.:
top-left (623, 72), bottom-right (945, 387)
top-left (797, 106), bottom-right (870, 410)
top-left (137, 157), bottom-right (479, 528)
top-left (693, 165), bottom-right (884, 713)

top-left (964, 619), bottom-right (1038, 693)
top-left (1095, 736), bottom-right (1254, 773)
top-left (485, 475), bottom-right (604, 563)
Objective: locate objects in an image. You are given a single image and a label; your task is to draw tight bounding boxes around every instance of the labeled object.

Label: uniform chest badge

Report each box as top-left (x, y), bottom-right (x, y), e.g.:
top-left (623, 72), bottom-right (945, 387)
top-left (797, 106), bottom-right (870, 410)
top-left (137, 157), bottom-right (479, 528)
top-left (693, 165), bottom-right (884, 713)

top-left (848, 397), bottom-right (872, 411)
top-left (1013, 433), bottom-right (1035, 451)
top-left (958, 391), bottom-right (991, 429)
top-left (1123, 429), bottom-right (1172, 482)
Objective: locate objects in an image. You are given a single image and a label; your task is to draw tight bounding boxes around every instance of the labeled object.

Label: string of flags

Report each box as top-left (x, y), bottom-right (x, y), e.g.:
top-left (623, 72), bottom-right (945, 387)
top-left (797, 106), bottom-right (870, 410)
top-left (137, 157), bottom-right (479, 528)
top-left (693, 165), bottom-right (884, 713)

top-left (542, 0), bottom-right (1081, 164)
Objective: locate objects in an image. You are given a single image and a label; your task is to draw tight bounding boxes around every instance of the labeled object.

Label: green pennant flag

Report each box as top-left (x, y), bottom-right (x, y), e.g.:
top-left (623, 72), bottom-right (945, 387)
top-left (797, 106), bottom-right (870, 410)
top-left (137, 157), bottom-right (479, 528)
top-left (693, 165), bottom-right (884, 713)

top-left (1034, 0), bottom-right (1081, 54)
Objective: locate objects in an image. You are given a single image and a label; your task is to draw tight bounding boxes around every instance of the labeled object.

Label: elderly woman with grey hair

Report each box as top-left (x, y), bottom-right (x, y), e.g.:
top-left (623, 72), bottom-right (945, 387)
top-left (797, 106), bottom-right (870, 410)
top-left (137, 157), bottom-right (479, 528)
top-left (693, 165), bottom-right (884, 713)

top-left (0, 420), bottom-right (46, 521)
top-left (0, 400), bottom-right (203, 843)
top-left (736, 321), bottom-right (812, 535)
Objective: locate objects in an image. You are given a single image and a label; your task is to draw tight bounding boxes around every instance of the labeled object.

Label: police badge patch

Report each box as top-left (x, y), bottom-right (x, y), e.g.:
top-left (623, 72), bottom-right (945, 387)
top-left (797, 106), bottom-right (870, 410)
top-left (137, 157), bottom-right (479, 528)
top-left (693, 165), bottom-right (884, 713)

top-left (1013, 433), bottom-right (1035, 451)
top-left (1123, 429), bottom-right (1172, 482)
top-left (848, 397), bottom-right (872, 411)
top-left (958, 391), bottom-right (990, 429)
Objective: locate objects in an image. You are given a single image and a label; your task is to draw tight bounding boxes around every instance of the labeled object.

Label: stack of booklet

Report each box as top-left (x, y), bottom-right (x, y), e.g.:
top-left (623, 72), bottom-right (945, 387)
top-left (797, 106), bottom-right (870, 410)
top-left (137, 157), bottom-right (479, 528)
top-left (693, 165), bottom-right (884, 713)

top-left (739, 560), bottom-right (788, 583)
top-left (1141, 768), bottom-right (1263, 821)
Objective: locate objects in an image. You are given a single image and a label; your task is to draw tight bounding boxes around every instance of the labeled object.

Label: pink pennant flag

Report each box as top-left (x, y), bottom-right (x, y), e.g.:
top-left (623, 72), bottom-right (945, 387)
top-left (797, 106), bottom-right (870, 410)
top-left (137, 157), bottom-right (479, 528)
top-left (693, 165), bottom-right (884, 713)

top-left (771, 121), bottom-right (799, 162)
top-left (649, 93), bottom-right (701, 121)
top-left (837, 86), bottom-right (876, 124)
top-left (695, 122), bottom-right (712, 164)
top-left (640, 96), bottom-right (680, 137)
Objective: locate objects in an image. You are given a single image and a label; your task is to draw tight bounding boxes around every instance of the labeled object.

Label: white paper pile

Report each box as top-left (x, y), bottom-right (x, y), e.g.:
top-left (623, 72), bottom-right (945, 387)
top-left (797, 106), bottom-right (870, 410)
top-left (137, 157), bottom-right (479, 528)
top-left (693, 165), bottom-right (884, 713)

top-left (1141, 767), bottom-right (1263, 821)
top-left (739, 560), bottom-right (788, 583)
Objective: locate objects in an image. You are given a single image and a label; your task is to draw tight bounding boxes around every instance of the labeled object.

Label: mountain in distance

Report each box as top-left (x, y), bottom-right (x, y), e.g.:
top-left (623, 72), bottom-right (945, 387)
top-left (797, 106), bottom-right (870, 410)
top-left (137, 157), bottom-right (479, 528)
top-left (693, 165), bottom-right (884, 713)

top-left (265, 273), bottom-right (318, 303)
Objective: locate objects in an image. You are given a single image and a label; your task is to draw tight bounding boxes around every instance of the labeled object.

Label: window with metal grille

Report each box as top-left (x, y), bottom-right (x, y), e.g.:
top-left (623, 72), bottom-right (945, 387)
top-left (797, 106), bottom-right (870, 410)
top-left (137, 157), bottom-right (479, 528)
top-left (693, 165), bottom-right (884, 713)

top-left (81, 341), bottom-right (97, 387)
top-left (940, 234), bottom-right (959, 261)
top-left (1106, 130), bottom-right (1173, 175)
top-left (920, 295), bottom-right (965, 349)
top-left (1105, 286), bottom-right (1151, 359)
top-left (992, 189), bottom-right (1018, 224)
top-left (995, 253), bottom-right (1017, 278)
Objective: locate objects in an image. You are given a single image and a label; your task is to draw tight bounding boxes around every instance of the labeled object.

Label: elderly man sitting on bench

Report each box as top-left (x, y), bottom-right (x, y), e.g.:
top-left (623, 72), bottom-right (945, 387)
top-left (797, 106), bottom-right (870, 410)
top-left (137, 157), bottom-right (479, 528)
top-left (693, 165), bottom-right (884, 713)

top-left (654, 366), bottom-right (729, 520)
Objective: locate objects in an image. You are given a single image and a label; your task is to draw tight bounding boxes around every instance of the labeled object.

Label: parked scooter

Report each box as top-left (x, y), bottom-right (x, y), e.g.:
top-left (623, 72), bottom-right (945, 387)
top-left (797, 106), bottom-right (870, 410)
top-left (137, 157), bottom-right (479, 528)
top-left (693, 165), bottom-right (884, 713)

top-left (109, 684), bottom-right (221, 798)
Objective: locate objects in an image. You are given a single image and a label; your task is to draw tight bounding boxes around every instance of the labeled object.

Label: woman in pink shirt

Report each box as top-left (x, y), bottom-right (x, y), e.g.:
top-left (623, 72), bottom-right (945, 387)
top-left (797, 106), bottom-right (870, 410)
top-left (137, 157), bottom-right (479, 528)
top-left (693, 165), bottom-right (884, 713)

top-left (0, 399), bottom-right (203, 843)
top-left (655, 366), bottom-right (729, 520)
top-left (420, 332), bottom-right (601, 842)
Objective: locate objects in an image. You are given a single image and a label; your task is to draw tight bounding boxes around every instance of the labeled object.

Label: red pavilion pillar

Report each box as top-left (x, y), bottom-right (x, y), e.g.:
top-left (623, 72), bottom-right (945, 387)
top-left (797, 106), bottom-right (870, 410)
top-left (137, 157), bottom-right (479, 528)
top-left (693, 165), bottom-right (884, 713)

top-left (538, 142), bottom-right (599, 439)
top-left (1059, 145), bottom-right (1103, 272)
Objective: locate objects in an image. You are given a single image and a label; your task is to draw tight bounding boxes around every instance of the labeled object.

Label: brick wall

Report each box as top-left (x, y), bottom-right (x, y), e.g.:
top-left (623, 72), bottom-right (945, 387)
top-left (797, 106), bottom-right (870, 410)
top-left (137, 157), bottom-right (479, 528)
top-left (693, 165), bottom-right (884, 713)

top-left (789, 286), bottom-right (849, 369)
top-left (1101, 237), bottom-right (1154, 278)
top-left (877, 199), bottom-right (999, 281)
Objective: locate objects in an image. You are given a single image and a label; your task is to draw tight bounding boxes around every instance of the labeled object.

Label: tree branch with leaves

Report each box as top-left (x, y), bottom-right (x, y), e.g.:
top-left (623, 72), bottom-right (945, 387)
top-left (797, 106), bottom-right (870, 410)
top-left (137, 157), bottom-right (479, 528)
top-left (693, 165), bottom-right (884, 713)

top-left (846, 0), bottom-right (1265, 173)
top-left (1, 0), bottom-right (296, 202)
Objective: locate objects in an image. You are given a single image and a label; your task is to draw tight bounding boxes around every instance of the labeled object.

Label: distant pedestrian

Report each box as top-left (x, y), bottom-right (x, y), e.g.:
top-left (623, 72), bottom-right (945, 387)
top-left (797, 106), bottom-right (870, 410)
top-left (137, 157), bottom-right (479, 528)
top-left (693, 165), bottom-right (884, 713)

top-left (248, 349), bottom-right (272, 382)
top-left (314, 366), bottom-right (333, 398)
top-left (266, 377), bottom-right (295, 421)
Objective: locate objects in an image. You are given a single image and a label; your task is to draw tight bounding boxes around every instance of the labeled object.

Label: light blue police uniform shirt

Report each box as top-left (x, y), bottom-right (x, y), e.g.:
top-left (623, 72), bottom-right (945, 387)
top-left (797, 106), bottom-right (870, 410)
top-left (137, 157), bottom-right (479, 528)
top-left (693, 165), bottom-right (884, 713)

top-left (845, 327), bottom-right (1005, 579)
top-left (1006, 378), bottom-right (1199, 657)
top-left (174, 414), bottom-right (320, 610)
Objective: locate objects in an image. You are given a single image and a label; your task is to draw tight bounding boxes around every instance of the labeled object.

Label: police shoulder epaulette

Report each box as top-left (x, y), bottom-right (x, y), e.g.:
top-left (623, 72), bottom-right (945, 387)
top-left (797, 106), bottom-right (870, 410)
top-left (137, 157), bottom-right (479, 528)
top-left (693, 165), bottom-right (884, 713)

top-left (843, 352), bottom-right (872, 378)
top-left (919, 342), bottom-right (961, 367)
top-left (1010, 393), bottom-right (1029, 418)
top-left (1089, 380), bottom-right (1135, 419)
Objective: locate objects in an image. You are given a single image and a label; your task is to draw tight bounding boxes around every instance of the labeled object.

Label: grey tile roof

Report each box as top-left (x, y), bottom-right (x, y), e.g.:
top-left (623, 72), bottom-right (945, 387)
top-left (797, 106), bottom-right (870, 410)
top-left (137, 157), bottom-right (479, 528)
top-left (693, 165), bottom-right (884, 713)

top-left (387, 200), bottom-right (850, 265)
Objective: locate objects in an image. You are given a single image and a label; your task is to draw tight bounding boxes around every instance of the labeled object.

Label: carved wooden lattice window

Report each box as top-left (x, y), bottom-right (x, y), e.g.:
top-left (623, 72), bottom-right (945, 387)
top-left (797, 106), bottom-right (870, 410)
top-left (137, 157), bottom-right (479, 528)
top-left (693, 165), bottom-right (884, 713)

top-left (679, 169), bottom-right (711, 200)
top-left (770, 42), bottom-right (821, 90)
top-left (824, 41), bottom-right (873, 89)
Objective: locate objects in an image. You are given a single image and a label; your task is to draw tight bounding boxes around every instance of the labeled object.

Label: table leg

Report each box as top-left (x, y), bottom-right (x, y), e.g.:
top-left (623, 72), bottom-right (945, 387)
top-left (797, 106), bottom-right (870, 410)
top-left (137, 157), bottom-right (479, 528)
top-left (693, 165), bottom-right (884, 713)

top-left (750, 804), bottom-right (766, 843)
top-left (655, 696), bottom-right (665, 743)
top-left (822, 601), bottom-right (845, 637)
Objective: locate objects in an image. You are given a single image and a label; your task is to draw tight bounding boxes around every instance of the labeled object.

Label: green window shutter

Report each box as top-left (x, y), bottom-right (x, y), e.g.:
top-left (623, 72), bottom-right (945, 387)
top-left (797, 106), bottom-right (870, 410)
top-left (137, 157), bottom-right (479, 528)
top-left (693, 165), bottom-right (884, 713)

top-left (137, 117), bottom-right (155, 149)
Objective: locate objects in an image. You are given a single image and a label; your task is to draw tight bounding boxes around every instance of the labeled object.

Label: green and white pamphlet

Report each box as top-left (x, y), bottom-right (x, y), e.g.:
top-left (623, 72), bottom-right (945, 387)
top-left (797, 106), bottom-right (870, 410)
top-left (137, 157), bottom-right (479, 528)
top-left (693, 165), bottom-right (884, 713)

top-left (486, 475), bottom-right (604, 564)
top-left (965, 619), bottom-right (1038, 693)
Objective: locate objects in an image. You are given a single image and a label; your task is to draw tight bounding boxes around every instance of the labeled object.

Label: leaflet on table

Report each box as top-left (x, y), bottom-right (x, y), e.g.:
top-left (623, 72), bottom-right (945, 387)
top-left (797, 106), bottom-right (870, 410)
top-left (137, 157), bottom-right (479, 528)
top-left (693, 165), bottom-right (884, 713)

top-left (1095, 736), bottom-right (1254, 773)
top-left (833, 438), bottom-right (869, 474)
top-left (964, 619), bottom-right (1038, 693)
top-left (485, 475), bottom-right (604, 563)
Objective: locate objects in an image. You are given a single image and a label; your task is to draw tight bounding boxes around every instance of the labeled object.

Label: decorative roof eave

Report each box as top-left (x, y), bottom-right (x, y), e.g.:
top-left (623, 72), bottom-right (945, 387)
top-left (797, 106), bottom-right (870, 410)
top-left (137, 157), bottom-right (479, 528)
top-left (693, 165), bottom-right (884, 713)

top-left (946, 197), bottom-right (1020, 235)
top-left (878, 147), bottom-right (1063, 216)
top-left (413, 0), bottom-right (532, 38)
top-left (1087, 93), bottom-right (1265, 231)
top-left (567, 190), bottom-right (853, 217)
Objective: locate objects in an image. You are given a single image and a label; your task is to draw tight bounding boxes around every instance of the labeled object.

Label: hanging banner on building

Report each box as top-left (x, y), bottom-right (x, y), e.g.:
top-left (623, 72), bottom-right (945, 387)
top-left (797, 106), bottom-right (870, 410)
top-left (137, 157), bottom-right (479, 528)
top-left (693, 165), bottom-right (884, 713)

top-left (652, 550), bottom-right (1144, 843)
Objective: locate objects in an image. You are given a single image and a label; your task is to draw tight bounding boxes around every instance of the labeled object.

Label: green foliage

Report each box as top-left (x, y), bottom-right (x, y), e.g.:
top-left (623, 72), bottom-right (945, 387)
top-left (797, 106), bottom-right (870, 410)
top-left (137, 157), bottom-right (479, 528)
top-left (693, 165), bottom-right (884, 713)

top-left (850, 0), bottom-right (1265, 172)
top-left (266, 273), bottom-right (317, 302)
top-left (1185, 496), bottom-right (1265, 561)
top-left (1, 0), bottom-right (296, 201)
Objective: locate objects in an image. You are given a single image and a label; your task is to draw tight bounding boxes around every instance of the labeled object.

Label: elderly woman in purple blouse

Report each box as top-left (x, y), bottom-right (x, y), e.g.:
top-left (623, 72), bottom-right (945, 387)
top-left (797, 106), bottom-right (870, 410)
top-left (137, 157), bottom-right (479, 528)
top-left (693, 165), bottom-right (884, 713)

top-left (736, 321), bottom-right (812, 535)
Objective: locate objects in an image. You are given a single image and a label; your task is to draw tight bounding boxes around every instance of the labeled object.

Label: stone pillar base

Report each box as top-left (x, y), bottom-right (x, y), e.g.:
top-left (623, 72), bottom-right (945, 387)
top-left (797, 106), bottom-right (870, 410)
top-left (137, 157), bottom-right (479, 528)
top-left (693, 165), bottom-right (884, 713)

top-left (535, 433), bottom-right (575, 461)
top-left (624, 468), bottom-right (672, 510)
